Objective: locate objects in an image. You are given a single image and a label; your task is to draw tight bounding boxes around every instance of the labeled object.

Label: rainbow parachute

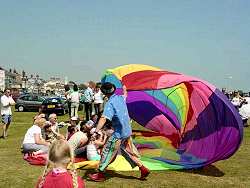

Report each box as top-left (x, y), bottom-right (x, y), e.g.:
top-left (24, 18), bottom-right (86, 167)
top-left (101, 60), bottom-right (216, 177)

top-left (101, 64), bottom-right (243, 170)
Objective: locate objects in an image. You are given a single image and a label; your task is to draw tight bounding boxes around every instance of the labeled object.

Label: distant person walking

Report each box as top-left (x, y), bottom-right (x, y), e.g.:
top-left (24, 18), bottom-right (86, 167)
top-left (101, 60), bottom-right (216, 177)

top-left (0, 89), bottom-right (15, 138)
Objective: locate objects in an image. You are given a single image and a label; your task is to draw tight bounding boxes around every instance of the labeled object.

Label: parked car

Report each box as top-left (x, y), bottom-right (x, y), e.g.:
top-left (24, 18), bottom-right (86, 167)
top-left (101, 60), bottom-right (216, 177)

top-left (41, 97), bottom-right (68, 115)
top-left (15, 94), bottom-right (45, 112)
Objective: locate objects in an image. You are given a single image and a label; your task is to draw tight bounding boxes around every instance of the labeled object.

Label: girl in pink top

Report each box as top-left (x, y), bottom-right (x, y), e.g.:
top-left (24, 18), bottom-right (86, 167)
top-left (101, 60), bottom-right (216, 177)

top-left (36, 139), bottom-right (85, 188)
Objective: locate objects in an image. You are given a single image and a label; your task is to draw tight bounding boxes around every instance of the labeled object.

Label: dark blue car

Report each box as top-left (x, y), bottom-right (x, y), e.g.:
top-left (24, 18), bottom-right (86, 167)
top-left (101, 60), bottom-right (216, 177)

top-left (41, 97), bottom-right (68, 115)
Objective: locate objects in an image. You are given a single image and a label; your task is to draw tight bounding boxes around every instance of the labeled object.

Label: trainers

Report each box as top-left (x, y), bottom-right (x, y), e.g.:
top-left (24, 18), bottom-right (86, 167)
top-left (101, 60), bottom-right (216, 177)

top-left (139, 165), bottom-right (150, 180)
top-left (88, 172), bottom-right (105, 182)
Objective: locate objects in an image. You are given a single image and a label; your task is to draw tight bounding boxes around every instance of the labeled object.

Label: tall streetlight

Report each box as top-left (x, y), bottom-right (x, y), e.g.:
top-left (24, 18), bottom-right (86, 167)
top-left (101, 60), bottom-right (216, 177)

top-left (226, 75), bottom-right (233, 92)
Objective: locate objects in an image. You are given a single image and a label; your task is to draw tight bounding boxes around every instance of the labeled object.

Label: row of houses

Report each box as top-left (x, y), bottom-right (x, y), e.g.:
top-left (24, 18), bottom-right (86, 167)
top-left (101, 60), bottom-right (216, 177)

top-left (0, 67), bottom-right (66, 94)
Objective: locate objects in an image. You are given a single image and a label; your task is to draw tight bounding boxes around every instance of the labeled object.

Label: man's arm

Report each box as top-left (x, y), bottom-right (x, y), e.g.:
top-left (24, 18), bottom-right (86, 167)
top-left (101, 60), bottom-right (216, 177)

top-left (123, 85), bottom-right (128, 98)
top-left (95, 116), bottom-right (107, 133)
top-left (34, 133), bottom-right (50, 146)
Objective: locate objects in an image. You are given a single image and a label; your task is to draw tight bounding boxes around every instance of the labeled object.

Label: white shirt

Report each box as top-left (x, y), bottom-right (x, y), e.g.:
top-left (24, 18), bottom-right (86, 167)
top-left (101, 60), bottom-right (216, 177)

top-left (1, 95), bottom-right (14, 115)
top-left (94, 90), bottom-right (104, 104)
top-left (23, 125), bottom-right (42, 144)
top-left (244, 97), bottom-right (250, 104)
top-left (231, 97), bottom-right (241, 107)
top-left (239, 103), bottom-right (250, 120)
top-left (69, 91), bottom-right (80, 103)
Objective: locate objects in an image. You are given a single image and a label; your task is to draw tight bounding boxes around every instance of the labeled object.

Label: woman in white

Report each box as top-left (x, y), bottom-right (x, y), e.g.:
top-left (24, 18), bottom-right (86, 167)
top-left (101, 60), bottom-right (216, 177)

top-left (93, 86), bottom-right (104, 117)
top-left (22, 117), bottom-right (50, 154)
top-left (69, 84), bottom-right (81, 118)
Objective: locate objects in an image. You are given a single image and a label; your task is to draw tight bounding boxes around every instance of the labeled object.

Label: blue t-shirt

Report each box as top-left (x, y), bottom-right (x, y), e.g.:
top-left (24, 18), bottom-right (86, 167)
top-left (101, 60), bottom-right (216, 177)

top-left (103, 94), bottom-right (132, 139)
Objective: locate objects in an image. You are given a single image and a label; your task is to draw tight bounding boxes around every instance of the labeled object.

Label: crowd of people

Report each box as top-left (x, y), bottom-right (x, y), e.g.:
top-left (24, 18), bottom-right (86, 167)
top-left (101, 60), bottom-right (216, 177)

top-left (64, 81), bottom-right (104, 121)
top-left (10, 81), bottom-right (150, 187)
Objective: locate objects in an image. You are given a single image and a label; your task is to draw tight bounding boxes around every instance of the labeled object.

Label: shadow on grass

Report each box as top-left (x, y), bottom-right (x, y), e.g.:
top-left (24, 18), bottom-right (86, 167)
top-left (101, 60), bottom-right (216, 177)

top-left (83, 169), bottom-right (140, 181)
top-left (179, 165), bottom-right (225, 177)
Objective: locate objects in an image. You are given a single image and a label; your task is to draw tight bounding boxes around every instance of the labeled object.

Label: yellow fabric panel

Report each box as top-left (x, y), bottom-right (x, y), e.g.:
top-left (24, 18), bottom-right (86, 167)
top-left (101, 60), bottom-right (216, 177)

top-left (109, 64), bottom-right (161, 80)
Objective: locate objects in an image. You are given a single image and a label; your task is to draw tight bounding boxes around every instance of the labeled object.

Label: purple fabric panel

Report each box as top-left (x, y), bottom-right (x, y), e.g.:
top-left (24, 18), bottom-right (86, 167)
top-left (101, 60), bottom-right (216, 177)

top-left (214, 89), bottom-right (243, 141)
top-left (178, 89), bottom-right (243, 162)
top-left (126, 91), bottom-right (180, 130)
top-left (115, 88), bottom-right (123, 95)
top-left (179, 127), bottom-right (240, 164)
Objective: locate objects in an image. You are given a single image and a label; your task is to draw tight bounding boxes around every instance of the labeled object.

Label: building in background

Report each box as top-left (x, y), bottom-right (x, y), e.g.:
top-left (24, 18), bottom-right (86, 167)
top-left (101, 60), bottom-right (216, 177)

top-left (43, 77), bottom-right (65, 96)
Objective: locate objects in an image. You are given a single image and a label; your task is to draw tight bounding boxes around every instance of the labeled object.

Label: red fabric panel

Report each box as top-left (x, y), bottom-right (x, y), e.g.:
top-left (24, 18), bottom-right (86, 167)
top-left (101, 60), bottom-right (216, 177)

top-left (122, 70), bottom-right (179, 90)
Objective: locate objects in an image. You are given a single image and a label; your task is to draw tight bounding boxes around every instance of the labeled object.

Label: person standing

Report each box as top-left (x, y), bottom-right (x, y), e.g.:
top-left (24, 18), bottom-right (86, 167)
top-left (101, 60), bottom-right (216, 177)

top-left (83, 82), bottom-right (95, 121)
top-left (0, 89), bottom-right (15, 138)
top-left (64, 84), bottom-right (72, 118)
top-left (93, 85), bottom-right (104, 117)
top-left (70, 84), bottom-right (81, 118)
top-left (88, 82), bottom-right (150, 182)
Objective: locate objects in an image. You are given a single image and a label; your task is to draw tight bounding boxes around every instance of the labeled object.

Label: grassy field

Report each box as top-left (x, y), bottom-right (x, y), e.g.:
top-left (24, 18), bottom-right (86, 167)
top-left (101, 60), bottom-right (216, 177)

top-left (0, 110), bottom-right (249, 188)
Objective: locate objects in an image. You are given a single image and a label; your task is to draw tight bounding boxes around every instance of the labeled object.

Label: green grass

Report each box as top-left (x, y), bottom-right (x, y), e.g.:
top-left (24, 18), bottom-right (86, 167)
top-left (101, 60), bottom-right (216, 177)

top-left (0, 110), bottom-right (249, 188)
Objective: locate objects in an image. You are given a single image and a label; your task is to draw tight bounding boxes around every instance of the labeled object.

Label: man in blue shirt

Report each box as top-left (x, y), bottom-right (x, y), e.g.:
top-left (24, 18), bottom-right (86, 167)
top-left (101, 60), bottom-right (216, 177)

top-left (82, 82), bottom-right (95, 121)
top-left (88, 82), bottom-right (150, 182)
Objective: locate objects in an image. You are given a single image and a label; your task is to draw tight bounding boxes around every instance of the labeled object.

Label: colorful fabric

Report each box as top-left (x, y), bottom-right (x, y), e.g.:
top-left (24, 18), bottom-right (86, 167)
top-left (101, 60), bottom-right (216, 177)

top-left (103, 94), bottom-right (132, 139)
top-left (101, 64), bottom-right (243, 169)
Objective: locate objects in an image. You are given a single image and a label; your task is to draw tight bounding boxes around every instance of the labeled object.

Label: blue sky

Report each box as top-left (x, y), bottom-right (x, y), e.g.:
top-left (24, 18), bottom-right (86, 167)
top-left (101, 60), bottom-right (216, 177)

top-left (1, 0), bottom-right (250, 90)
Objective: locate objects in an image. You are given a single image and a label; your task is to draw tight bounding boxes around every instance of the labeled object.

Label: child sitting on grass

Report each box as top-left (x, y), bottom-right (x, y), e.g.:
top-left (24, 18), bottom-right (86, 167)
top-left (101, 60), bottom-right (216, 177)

top-left (36, 139), bottom-right (85, 188)
top-left (87, 130), bottom-right (108, 161)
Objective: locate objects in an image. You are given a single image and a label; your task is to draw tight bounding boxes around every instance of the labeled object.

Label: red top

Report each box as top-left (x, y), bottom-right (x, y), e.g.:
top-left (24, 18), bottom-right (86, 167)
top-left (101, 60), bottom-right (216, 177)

top-left (36, 171), bottom-right (85, 188)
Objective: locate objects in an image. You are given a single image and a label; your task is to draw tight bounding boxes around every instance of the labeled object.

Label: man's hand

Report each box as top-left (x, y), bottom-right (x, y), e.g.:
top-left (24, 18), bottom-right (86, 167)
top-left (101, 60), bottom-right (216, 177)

top-left (90, 128), bottom-right (96, 135)
top-left (122, 85), bottom-right (128, 98)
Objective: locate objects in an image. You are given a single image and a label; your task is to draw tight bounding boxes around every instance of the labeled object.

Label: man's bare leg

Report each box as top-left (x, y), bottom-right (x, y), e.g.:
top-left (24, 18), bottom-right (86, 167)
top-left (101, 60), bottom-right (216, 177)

top-left (4, 122), bottom-right (10, 137)
top-left (1, 123), bottom-right (7, 138)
